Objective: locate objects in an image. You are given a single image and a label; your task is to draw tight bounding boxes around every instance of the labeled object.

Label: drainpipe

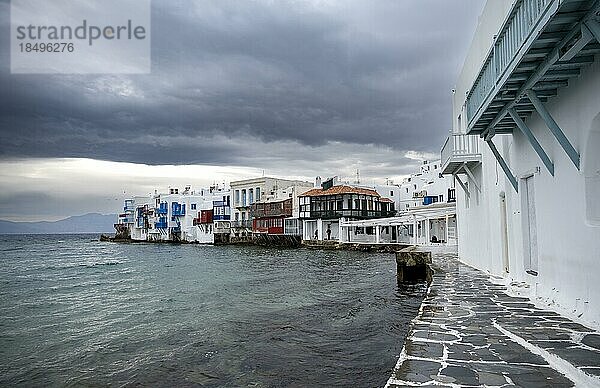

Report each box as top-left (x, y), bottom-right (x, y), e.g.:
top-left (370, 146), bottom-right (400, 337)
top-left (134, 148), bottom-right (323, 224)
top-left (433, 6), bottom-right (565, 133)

top-left (500, 191), bottom-right (510, 274)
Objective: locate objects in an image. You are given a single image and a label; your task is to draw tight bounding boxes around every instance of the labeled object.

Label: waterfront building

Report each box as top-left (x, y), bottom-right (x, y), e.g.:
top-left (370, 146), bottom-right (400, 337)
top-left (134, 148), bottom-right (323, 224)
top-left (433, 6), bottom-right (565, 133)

top-left (250, 198), bottom-right (292, 235)
top-left (118, 185), bottom-right (231, 244)
top-left (212, 193), bottom-right (232, 244)
top-left (249, 183), bottom-right (312, 236)
top-left (230, 177), bottom-right (313, 239)
top-left (114, 199), bottom-right (136, 239)
top-left (130, 195), bottom-right (154, 241)
top-left (299, 178), bottom-right (395, 241)
top-left (445, 0), bottom-right (600, 325)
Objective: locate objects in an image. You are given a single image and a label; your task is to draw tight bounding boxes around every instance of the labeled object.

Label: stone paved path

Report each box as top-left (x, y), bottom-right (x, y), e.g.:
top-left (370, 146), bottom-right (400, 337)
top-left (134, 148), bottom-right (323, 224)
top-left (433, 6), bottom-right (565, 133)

top-left (386, 252), bottom-right (600, 387)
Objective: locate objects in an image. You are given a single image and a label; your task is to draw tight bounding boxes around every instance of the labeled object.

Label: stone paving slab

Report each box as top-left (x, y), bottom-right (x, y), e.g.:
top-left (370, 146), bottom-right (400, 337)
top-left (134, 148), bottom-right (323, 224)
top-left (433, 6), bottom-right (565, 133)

top-left (386, 252), bottom-right (600, 387)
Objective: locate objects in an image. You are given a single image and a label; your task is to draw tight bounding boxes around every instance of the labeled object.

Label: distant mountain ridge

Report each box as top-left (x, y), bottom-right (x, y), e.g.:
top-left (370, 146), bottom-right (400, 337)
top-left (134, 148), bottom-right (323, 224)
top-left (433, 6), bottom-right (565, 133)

top-left (0, 213), bottom-right (117, 234)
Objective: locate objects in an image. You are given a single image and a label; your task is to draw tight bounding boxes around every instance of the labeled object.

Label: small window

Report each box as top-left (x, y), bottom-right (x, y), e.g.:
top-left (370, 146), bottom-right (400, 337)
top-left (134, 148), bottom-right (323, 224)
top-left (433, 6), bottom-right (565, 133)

top-left (191, 204), bottom-right (197, 210)
top-left (390, 190), bottom-right (394, 196)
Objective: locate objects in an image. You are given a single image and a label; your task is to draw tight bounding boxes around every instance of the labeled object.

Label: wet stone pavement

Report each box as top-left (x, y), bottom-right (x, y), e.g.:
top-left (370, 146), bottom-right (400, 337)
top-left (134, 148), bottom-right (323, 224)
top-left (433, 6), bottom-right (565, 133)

top-left (386, 252), bottom-right (600, 387)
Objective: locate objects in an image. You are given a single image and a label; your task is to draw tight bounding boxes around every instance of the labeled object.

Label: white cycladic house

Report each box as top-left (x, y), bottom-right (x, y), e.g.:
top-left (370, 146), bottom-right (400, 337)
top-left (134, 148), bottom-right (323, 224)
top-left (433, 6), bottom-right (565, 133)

top-left (445, 0), bottom-right (600, 326)
top-left (398, 160), bottom-right (456, 212)
top-left (124, 185), bottom-right (231, 244)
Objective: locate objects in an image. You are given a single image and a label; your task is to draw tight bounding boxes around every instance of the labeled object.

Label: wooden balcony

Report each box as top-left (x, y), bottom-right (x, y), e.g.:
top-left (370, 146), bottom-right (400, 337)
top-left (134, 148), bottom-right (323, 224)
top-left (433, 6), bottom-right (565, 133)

top-left (465, 0), bottom-right (600, 136)
top-left (441, 134), bottom-right (482, 175)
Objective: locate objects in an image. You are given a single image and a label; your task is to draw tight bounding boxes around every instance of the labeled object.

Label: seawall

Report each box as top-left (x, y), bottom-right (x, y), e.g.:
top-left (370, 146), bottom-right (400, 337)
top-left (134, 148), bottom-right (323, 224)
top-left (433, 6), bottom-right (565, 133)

top-left (302, 239), bottom-right (410, 252)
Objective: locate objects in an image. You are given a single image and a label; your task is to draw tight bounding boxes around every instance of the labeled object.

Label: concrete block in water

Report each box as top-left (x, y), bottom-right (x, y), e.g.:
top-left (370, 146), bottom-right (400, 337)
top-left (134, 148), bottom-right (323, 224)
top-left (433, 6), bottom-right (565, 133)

top-left (396, 247), bottom-right (432, 282)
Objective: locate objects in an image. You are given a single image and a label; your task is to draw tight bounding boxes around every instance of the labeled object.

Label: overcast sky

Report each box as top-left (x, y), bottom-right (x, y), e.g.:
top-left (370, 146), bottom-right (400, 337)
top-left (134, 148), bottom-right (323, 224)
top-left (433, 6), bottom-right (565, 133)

top-left (0, 0), bottom-right (485, 221)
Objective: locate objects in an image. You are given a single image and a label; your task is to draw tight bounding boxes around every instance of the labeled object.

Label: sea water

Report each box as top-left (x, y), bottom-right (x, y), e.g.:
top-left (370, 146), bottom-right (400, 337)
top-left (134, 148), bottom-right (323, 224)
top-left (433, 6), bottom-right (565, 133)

top-left (0, 234), bottom-right (425, 387)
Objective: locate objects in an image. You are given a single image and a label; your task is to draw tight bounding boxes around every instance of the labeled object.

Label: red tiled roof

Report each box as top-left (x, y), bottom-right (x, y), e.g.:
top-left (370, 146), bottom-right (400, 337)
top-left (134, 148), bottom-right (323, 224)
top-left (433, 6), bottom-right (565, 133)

top-left (380, 197), bottom-right (394, 203)
top-left (300, 185), bottom-right (381, 197)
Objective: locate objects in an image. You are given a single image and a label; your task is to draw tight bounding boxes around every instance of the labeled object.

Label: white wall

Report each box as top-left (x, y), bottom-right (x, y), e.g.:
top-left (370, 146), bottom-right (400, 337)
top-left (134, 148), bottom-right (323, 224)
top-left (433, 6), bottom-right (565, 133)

top-left (454, 42), bottom-right (600, 326)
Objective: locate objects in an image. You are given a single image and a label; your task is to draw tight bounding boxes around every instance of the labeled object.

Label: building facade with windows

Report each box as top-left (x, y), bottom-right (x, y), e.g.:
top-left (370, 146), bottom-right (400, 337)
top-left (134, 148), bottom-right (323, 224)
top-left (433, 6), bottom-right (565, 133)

top-left (230, 177), bottom-right (313, 238)
top-left (118, 185), bottom-right (231, 244)
top-left (299, 182), bottom-right (395, 241)
top-left (445, 0), bottom-right (600, 325)
top-left (250, 198), bottom-right (292, 235)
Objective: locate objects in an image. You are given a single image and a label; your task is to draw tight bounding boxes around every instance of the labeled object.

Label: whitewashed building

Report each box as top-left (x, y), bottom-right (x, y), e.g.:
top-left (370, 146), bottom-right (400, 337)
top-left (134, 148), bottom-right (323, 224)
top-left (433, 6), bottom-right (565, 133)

top-left (398, 160), bottom-right (456, 212)
top-left (445, 0), bottom-right (600, 325)
top-left (122, 185), bottom-right (231, 244)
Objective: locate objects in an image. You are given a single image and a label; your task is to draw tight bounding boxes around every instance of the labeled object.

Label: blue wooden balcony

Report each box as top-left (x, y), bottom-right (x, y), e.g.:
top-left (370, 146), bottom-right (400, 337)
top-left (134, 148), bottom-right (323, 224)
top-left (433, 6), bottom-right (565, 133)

top-left (155, 217), bottom-right (168, 229)
top-left (171, 202), bottom-right (186, 216)
top-left (464, 0), bottom-right (599, 192)
top-left (156, 202), bottom-right (168, 215)
top-left (466, 0), bottom-right (600, 135)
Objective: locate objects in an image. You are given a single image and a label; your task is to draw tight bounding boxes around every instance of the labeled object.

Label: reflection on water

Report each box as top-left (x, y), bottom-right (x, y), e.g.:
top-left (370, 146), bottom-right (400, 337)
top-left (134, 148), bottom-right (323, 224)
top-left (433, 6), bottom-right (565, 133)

top-left (0, 234), bottom-right (426, 387)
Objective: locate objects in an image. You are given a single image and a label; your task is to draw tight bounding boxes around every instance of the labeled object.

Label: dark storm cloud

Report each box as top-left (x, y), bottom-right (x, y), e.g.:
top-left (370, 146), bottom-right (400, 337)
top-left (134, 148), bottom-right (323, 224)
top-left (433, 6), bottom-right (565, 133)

top-left (0, 0), bottom-right (484, 165)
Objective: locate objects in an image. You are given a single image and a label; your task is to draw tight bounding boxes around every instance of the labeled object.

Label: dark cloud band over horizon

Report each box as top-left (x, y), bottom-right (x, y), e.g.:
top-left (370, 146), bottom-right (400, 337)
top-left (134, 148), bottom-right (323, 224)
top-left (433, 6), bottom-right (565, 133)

top-left (0, 0), bottom-right (484, 167)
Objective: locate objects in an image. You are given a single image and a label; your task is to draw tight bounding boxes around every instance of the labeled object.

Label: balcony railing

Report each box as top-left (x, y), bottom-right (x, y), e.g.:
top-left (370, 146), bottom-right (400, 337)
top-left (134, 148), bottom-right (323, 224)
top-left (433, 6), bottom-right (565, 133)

top-left (156, 203), bottom-right (168, 215)
top-left (441, 133), bottom-right (481, 175)
top-left (124, 200), bottom-right (134, 212)
top-left (171, 202), bottom-right (186, 216)
top-left (466, 0), bottom-right (554, 125)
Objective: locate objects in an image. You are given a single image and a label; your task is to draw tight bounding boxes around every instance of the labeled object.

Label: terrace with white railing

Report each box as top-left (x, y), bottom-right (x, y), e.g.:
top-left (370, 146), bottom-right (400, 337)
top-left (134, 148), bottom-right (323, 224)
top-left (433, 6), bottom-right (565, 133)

top-left (440, 133), bottom-right (482, 176)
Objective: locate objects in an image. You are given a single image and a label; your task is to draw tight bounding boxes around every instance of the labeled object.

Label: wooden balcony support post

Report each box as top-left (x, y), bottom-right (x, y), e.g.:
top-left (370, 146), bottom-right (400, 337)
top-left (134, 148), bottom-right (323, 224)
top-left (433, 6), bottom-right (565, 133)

top-left (585, 19), bottom-right (600, 43)
top-left (453, 173), bottom-right (470, 199)
top-left (486, 139), bottom-right (519, 193)
top-left (526, 90), bottom-right (580, 170)
top-left (507, 107), bottom-right (555, 176)
top-left (462, 163), bottom-right (482, 193)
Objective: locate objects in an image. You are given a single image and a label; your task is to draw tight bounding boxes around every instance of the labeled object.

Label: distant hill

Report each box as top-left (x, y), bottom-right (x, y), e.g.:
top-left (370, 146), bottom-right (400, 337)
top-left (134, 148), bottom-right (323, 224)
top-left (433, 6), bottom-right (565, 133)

top-left (0, 213), bottom-right (118, 234)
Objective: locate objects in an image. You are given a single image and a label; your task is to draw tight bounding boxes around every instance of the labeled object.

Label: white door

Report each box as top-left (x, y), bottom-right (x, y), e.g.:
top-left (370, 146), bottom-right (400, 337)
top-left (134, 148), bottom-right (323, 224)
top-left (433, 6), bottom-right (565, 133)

top-left (521, 175), bottom-right (538, 275)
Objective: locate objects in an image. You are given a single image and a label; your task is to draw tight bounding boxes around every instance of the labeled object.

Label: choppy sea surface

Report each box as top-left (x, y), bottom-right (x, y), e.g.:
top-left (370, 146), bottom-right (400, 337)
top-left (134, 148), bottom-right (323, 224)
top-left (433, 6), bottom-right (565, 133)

top-left (0, 234), bottom-right (426, 387)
